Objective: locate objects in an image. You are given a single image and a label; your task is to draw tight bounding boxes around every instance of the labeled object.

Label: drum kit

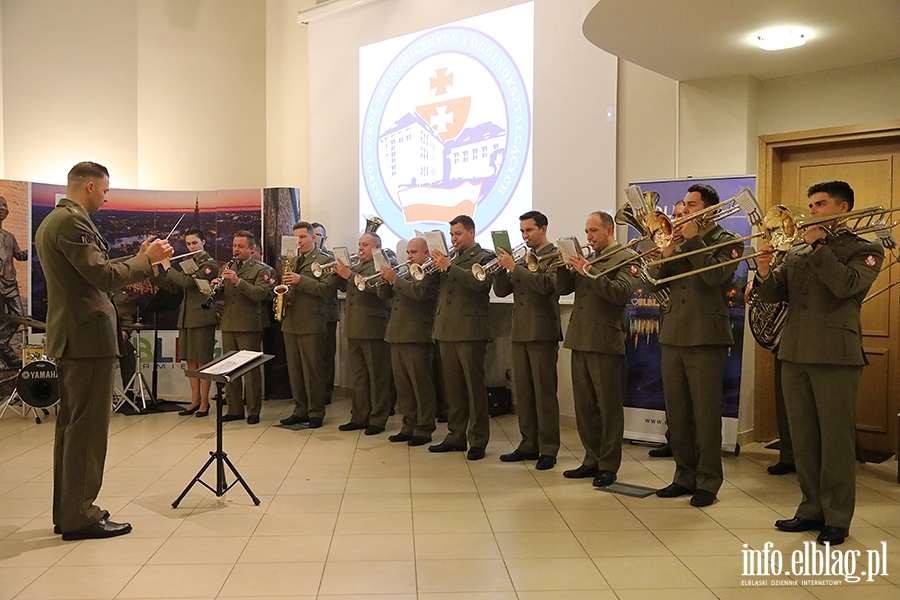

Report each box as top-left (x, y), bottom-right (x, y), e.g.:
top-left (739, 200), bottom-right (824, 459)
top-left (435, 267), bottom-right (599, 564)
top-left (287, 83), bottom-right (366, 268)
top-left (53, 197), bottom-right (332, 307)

top-left (0, 314), bottom-right (58, 424)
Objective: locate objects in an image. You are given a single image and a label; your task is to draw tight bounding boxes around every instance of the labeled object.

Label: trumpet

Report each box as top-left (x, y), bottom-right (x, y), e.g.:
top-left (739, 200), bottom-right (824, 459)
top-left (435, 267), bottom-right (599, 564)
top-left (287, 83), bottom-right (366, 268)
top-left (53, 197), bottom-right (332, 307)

top-left (354, 260), bottom-right (412, 291)
top-left (311, 253), bottom-right (360, 278)
top-left (472, 244), bottom-right (528, 281)
top-left (409, 250), bottom-right (457, 280)
top-left (273, 255), bottom-right (293, 321)
top-left (525, 240), bottom-right (591, 272)
top-left (201, 254), bottom-right (238, 309)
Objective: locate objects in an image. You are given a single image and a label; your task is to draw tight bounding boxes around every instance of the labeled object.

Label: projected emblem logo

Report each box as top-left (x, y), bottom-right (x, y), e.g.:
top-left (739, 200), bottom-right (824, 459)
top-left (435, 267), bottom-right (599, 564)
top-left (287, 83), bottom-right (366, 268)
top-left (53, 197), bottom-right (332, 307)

top-left (361, 26), bottom-right (531, 238)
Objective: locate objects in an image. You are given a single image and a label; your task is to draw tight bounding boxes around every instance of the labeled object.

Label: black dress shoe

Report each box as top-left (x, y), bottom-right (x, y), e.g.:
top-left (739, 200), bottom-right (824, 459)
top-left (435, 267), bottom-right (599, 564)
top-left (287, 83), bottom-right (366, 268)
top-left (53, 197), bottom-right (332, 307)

top-left (767, 462), bottom-right (796, 475)
top-left (499, 449), bottom-right (540, 462)
top-left (56, 510), bottom-right (109, 534)
top-left (535, 455), bottom-right (557, 470)
top-left (563, 464), bottom-right (599, 479)
top-left (437, 414), bottom-right (448, 423)
top-left (61, 518), bottom-right (132, 541)
top-left (280, 415), bottom-right (308, 426)
top-left (389, 432), bottom-right (412, 443)
top-left (247, 415), bottom-right (260, 425)
top-left (408, 435), bottom-right (431, 447)
top-left (655, 483), bottom-right (695, 498)
top-left (593, 470), bottom-right (617, 487)
top-left (338, 421), bottom-right (367, 431)
top-left (308, 417), bottom-right (323, 429)
top-left (817, 526), bottom-right (849, 546)
top-left (429, 441), bottom-right (466, 453)
top-left (467, 447), bottom-right (486, 461)
top-left (775, 517), bottom-right (825, 532)
top-left (365, 425), bottom-right (385, 436)
top-left (648, 444), bottom-right (673, 458)
top-left (690, 490), bottom-right (717, 507)
top-left (178, 405), bottom-right (200, 416)
top-left (221, 413), bottom-right (244, 422)
top-left (195, 409), bottom-right (209, 418)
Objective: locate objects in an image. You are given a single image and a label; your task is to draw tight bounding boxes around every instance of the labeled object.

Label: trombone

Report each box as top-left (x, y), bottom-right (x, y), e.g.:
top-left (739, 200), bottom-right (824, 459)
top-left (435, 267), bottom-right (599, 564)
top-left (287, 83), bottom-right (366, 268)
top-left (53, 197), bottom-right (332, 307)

top-left (354, 260), bottom-right (412, 291)
top-left (311, 252), bottom-right (360, 278)
top-left (472, 243), bottom-right (528, 281)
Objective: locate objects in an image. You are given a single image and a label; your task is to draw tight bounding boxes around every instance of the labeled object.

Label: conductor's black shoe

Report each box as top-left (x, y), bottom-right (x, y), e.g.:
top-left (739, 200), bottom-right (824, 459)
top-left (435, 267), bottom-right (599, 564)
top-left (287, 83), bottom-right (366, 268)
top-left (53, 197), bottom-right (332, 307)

top-left (535, 455), bottom-right (557, 470)
top-left (178, 405), bottom-right (200, 416)
top-left (467, 447), bottom-right (486, 461)
top-left (767, 462), bottom-right (796, 475)
top-left (389, 432), bottom-right (412, 443)
top-left (364, 425), bottom-right (385, 436)
top-left (280, 415), bottom-right (307, 426)
top-left (429, 441), bottom-right (466, 453)
top-left (775, 517), bottom-right (825, 532)
top-left (56, 510), bottom-right (109, 534)
top-left (338, 422), bottom-right (367, 431)
top-left (408, 435), bottom-right (431, 446)
top-left (499, 449), bottom-right (540, 462)
top-left (221, 413), bottom-right (244, 422)
top-left (563, 464), bottom-right (599, 479)
top-left (308, 417), bottom-right (323, 429)
top-left (655, 483), bottom-right (695, 498)
top-left (648, 444), bottom-right (673, 458)
top-left (61, 518), bottom-right (132, 541)
top-left (247, 415), bottom-right (260, 425)
top-left (690, 490), bottom-right (717, 507)
top-left (817, 526), bottom-right (849, 546)
top-left (593, 470), bottom-right (617, 487)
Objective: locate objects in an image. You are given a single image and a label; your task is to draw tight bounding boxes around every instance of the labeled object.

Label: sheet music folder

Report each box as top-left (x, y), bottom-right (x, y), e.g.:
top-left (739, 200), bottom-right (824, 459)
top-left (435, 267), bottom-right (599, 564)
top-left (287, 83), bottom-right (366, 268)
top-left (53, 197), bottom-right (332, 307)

top-left (185, 350), bottom-right (273, 384)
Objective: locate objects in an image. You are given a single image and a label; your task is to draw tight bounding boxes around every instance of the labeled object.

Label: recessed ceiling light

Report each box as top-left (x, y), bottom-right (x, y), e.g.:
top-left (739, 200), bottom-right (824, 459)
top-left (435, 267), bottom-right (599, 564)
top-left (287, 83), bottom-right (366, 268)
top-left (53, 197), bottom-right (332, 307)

top-left (756, 28), bottom-right (807, 51)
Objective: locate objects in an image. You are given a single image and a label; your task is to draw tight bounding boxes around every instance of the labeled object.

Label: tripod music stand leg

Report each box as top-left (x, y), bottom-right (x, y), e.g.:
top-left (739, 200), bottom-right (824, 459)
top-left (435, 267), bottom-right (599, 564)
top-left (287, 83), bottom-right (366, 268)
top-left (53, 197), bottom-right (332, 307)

top-left (172, 452), bottom-right (217, 508)
top-left (221, 454), bottom-right (260, 505)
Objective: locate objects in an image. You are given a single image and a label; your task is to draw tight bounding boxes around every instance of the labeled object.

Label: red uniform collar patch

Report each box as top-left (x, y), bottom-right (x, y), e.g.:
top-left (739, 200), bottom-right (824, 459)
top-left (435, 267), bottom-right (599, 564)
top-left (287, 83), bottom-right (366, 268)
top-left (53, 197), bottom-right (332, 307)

top-left (864, 255), bottom-right (877, 267)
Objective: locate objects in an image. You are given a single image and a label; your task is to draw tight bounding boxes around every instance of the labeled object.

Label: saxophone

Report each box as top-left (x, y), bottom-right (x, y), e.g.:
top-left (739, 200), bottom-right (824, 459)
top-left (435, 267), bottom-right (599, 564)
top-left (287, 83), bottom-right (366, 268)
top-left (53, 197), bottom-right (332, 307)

top-left (273, 255), bottom-right (293, 322)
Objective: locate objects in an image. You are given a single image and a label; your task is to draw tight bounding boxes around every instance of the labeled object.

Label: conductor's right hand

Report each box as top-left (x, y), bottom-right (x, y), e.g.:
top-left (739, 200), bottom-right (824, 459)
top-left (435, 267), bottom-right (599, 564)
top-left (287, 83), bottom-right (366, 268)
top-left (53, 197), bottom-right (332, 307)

top-left (145, 239), bottom-right (174, 265)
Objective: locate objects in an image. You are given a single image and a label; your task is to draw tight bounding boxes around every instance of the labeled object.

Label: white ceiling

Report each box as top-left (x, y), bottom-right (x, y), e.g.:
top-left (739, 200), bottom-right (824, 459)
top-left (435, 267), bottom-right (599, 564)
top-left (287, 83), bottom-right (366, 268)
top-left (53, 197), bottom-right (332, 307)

top-left (582, 0), bottom-right (900, 81)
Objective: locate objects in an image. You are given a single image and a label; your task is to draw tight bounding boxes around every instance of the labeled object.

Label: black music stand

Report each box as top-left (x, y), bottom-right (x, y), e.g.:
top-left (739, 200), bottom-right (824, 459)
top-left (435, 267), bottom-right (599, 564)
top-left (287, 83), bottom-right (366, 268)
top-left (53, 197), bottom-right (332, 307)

top-left (172, 350), bottom-right (272, 508)
top-left (142, 288), bottom-right (183, 405)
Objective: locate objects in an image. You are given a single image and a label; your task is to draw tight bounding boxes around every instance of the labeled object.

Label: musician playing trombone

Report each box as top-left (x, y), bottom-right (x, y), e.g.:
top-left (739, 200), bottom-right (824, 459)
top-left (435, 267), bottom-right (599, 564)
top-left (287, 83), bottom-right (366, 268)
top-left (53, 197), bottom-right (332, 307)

top-left (754, 181), bottom-right (883, 546)
top-left (493, 211), bottom-right (562, 470)
top-left (557, 211), bottom-right (640, 487)
top-left (645, 183), bottom-right (742, 508)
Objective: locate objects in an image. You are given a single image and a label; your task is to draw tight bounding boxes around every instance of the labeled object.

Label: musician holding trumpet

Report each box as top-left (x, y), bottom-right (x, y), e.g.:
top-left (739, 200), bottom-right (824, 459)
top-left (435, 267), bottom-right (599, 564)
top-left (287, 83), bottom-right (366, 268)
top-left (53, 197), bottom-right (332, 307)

top-left (754, 181), bottom-right (883, 546)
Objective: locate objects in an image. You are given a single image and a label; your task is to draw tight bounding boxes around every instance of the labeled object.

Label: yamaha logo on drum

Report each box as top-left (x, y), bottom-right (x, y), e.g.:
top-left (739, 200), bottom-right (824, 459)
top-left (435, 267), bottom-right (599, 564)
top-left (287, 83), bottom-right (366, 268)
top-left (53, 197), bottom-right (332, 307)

top-left (20, 368), bottom-right (58, 380)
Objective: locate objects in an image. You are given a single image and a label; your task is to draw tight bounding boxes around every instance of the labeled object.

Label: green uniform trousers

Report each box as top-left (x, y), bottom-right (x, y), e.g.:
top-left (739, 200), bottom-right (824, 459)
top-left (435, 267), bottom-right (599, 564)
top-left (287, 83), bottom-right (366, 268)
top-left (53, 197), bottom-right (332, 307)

top-left (283, 332), bottom-right (327, 420)
top-left (324, 320), bottom-right (337, 403)
top-left (773, 357), bottom-right (794, 465)
top-left (347, 338), bottom-right (392, 428)
top-left (391, 342), bottom-right (437, 438)
top-left (439, 340), bottom-right (489, 450)
top-left (512, 341), bottom-right (560, 457)
top-left (571, 350), bottom-right (624, 471)
top-left (222, 331), bottom-right (262, 417)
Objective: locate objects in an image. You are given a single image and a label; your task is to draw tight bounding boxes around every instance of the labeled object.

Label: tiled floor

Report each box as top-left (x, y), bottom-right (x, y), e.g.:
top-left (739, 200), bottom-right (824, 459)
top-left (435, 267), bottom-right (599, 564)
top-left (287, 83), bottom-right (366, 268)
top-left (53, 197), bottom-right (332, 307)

top-left (2, 394), bottom-right (900, 599)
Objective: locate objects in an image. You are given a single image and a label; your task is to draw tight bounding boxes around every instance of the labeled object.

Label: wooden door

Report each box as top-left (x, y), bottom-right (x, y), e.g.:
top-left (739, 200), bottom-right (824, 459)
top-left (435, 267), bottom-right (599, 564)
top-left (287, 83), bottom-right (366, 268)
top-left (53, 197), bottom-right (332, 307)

top-left (757, 121), bottom-right (900, 456)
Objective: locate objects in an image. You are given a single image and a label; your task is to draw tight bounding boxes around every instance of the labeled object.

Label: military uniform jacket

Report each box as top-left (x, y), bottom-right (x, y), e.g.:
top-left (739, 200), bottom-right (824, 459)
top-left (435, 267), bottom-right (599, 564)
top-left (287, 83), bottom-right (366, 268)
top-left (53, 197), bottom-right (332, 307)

top-left (34, 198), bottom-right (155, 359)
top-left (332, 259), bottom-right (391, 340)
top-left (282, 248), bottom-right (335, 335)
top-left (382, 270), bottom-right (440, 344)
top-left (647, 224), bottom-right (741, 346)
top-left (493, 242), bottom-right (562, 342)
top-left (433, 244), bottom-right (496, 342)
top-left (217, 257), bottom-right (275, 332)
top-left (557, 242), bottom-right (639, 354)
top-left (154, 251), bottom-right (218, 329)
top-left (755, 231), bottom-right (883, 366)
top-left (319, 248), bottom-right (340, 323)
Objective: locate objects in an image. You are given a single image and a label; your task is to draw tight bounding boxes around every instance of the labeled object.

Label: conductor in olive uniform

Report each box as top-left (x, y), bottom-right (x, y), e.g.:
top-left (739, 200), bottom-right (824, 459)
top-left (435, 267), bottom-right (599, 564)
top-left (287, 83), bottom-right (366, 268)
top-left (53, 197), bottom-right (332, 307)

top-left (494, 211), bottom-right (562, 470)
top-left (429, 215), bottom-right (496, 461)
top-left (332, 232), bottom-right (392, 435)
top-left (278, 221), bottom-right (335, 429)
top-left (35, 161), bottom-right (172, 540)
top-left (379, 237), bottom-right (440, 446)
top-left (213, 230), bottom-right (274, 425)
top-left (646, 183), bottom-right (742, 508)
top-left (756, 181), bottom-right (883, 546)
top-left (558, 211), bottom-right (640, 486)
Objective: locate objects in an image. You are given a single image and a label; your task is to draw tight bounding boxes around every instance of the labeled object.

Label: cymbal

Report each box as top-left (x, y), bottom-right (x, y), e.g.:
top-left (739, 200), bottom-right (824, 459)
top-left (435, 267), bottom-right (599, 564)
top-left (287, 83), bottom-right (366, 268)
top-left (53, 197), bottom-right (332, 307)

top-left (0, 314), bottom-right (46, 328)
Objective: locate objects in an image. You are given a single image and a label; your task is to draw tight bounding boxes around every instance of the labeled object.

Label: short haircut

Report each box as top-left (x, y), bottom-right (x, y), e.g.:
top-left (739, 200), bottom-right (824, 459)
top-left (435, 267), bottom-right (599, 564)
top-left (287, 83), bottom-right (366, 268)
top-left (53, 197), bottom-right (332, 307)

top-left (311, 222), bottom-right (326, 234)
top-left (67, 161), bottom-right (109, 186)
top-left (591, 211), bottom-right (615, 229)
top-left (808, 180), bottom-right (855, 210)
top-left (362, 232), bottom-right (382, 246)
top-left (293, 221), bottom-right (314, 234)
top-left (687, 183), bottom-right (720, 207)
top-left (233, 229), bottom-right (255, 246)
top-left (184, 228), bottom-right (205, 243)
top-left (519, 210), bottom-right (548, 228)
top-left (407, 236), bottom-right (427, 249)
top-left (449, 214), bottom-right (476, 231)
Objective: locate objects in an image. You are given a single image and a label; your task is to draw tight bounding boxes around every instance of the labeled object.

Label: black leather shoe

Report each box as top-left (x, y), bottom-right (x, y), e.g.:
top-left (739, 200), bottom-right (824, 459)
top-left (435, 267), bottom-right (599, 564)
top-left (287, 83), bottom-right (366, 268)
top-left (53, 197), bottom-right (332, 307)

top-left (61, 518), bottom-right (132, 541)
top-left (308, 417), bottom-right (323, 429)
top-left (656, 483), bottom-right (695, 498)
top-left (221, 413), bottom-right (244, 422)
top-left (648, 444), bottom-right (673, 458)
top-left (338, 422), bottom-right (367, 431)
top-left (767, 462), bottom-right (796, 475)
top-left (437, 414), bottom-right (448, 423)
top-left (195, 409), bottom-right (209, 418)
top-left (365, 425), bottom-right (385, 436)
top-left (690, 490), bottom-right (717, 507)
top-left (178, 405), bottom-right (200, 416)
top-left (408, 435), bottom-right (431, 447)
top-left (280, 415), bottom-right (308, 426)
top-left (775, 517), bottom-right (825, 532)
top-left (593, 470), bottom-right (617, 487)
top-left (56, 510), bottom-right (109, 534)
top-left (467, 447), bottom-right (486, 461)
top-left (429, 441), bottom-right (466, 453)
top-left (499, 449), bottom-right (540, 462)
top-left (817, 526), bottom-right (849, 546)
top-left (389, 432), bottom-right (412, 443)
top-left (563, 464), bottom-right (599, 479)
top-left (535, 455), bottom-right (557, 470)
top-left (247, 415), bottom-right (260, 425)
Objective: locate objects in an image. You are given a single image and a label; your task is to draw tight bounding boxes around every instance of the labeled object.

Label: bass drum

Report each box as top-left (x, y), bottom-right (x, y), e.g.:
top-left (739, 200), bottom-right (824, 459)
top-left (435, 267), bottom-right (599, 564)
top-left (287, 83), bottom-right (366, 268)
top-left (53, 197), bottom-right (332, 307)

top-left (17, 360), bottom-right (59, 409)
